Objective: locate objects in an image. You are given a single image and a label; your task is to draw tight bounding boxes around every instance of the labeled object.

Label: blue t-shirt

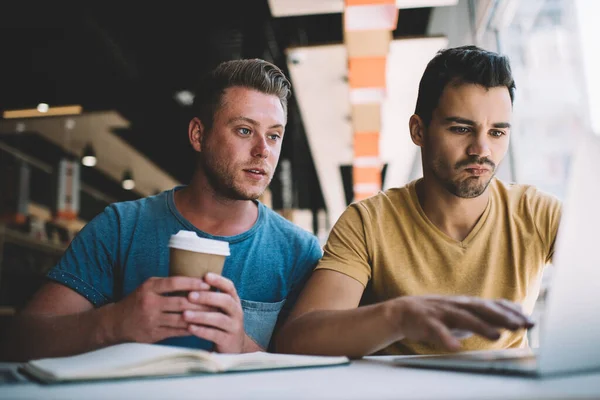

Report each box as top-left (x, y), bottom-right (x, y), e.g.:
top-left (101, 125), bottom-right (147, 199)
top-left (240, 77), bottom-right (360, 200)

top-left (47, 186), bottom-right (322, 350)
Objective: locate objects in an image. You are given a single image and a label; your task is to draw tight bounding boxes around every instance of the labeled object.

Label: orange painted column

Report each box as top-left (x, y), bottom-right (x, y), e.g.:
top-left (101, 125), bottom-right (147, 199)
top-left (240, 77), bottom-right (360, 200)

top-left (344, 0), bottom-right (398, 201)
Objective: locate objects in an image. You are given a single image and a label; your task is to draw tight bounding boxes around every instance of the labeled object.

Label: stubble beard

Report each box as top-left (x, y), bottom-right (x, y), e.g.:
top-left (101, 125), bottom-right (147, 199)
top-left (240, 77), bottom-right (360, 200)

top-left (200, 152), bottom-right (270, 201)
top-left (430, 155), bottom-right (496, 198)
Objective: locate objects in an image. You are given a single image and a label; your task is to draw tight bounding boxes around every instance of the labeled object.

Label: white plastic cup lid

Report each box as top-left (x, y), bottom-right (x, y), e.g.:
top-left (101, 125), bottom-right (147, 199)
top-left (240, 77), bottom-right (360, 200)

top-left (168, 230), bottom-right (230, 256)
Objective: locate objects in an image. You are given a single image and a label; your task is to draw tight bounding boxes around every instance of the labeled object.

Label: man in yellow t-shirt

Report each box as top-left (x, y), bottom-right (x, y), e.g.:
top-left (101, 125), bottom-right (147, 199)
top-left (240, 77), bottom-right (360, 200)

top-left (275, 45), bottom-right (560, 357)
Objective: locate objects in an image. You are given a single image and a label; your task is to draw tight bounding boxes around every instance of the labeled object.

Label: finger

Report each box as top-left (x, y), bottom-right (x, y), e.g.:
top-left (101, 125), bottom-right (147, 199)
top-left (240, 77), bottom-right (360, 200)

top-left (458, 299), bottom-right (526, 330)
top-left (450, 329), bottom-right (474, 340)
top-left (495, 299), bottom-right (535, 327)
top-left (480, 300), bottom-right (530, 329)
top-left (161, 296), bottom-right (215, 313)
top-left (159, 313), bottom-right (189, 329)
top-left (203, 273), bottom-right (240, 302)
top-left (442, 307), bottom-right (501, 341)
top-left (188, 291), bottom-right (240, 317)
top-left (151, 276), bottom-right (210, 294)
top-left (188, 324), bottom-right (228, 345)
top-left (183, 311), bottom-right (233, 332)
top-left (427, 319), bottom-right (461, 351)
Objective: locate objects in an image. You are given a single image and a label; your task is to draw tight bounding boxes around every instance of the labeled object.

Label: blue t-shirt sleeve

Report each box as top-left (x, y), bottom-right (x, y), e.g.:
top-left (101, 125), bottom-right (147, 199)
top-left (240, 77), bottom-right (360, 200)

top-left (46, 206), bottom-right (118, 307)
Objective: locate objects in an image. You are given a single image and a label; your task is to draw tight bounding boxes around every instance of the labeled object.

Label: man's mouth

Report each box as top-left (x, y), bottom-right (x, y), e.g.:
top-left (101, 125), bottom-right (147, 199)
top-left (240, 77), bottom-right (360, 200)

top-left (464, 166), bottom-right (490, 176)
top-left (244, 168), bottom-right (266, 175)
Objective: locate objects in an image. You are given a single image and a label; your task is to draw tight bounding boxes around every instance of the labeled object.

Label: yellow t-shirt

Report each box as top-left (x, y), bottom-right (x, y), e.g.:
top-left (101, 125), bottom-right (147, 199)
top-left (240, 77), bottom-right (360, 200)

top-left (316, 178), bottom-right (562, 355)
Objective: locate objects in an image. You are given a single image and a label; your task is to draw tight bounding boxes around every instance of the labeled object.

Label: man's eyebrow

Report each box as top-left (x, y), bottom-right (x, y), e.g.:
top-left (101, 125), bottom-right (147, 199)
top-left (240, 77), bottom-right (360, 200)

top-left (444, 116), bottom-right (476, 126)
top-left (227, 116), bottom-right (283, 129)
top-left (228, 116), bottom-right (258, 125)
top-left (444, 116), bottom-right (511, 129)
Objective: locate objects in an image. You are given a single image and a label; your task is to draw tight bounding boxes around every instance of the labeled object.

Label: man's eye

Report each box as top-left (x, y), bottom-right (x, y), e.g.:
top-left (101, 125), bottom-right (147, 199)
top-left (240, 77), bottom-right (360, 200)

top-left (451, 126), bottom-right (470, 134)
top-left (490, 130), bottom-right (505, 137)
top-left (238, 128), bottom-right (251, 135)
top-left (268, 134), bottom-right (281, 141)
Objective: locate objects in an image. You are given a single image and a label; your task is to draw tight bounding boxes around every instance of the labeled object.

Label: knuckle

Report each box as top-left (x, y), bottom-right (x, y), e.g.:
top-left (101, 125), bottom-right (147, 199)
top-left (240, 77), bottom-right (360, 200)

top-left (453, 296), bottom-right (470, 306)
top-left (141, 279), bottom-right (154, 290)
top-left (177, 297), bottom-right (188, 309)
top-left (235, 318), bottom-right (244, 331)
top-left (140, 293), bottom-right (153, 309)
top-left (169, 276), bottom-right (182, 288)
top-left (219, 314), bottom-right (230, 327)
top-left (423, 316), bottom-right (439, 328)
top-left (226, 280), bottom-right (237, 293)
top-left (229, 297), bottom-right (240, 312)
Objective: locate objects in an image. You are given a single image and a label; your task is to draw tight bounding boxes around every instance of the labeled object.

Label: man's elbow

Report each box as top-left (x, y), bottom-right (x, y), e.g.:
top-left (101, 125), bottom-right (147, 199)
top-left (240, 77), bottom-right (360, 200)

top-left (0, 315), bottom-right (29, 362)
top-left (273, 312), bottom-right (311, 354)
top-left (272, 321), bottom-right (295, 354)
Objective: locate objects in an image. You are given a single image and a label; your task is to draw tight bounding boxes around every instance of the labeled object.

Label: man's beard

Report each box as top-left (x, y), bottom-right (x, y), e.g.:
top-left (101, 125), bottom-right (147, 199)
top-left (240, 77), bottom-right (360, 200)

top-left (430, 154), bottom-right (497, 198)
top-left (199, 152), bottom-right (271, 201)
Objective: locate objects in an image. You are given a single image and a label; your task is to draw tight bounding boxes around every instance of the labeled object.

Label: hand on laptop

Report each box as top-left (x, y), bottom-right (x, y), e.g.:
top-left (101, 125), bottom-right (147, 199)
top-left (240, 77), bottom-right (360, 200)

top-left (393, 295), bottom-right (535, 351)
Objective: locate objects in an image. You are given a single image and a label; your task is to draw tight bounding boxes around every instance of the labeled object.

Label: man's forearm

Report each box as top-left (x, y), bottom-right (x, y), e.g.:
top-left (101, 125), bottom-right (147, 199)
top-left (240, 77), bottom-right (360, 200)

top-left (1, 304), bottom-right (119, 362)
top-left (242, 333), bottom-right (263, 353)
top-left (275, 302), bottom-right (401, 358)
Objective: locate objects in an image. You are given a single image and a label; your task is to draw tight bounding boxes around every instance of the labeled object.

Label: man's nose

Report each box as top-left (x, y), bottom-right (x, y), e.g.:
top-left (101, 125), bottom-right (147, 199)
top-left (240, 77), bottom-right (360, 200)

top-left (467, 132), bottom-right (491, 159)
top-left (252, 136), bottom-right (270, 159)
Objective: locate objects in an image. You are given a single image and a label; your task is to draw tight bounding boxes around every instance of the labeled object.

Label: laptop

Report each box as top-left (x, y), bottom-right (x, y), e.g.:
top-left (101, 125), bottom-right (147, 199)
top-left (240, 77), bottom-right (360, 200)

top-left (394, 133), bottom-right (600, 377)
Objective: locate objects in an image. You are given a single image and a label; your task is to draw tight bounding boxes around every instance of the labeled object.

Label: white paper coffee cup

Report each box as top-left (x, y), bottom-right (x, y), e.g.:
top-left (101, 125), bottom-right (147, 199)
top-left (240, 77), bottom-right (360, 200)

top-left (168, 230), bottom-right (230, 278)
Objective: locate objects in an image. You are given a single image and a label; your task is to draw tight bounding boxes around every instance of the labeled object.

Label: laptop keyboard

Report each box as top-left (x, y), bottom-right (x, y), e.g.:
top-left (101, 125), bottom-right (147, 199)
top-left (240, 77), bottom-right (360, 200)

top-left (394, 347), bottom-right (540, 374)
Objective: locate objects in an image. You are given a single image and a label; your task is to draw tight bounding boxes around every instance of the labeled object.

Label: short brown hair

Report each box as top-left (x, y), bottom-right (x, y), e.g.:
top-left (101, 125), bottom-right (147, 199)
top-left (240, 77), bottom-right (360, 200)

top-left (192, 59), bottom-right (292, 130)
top-left (415, 45), bottom-right (515, 126)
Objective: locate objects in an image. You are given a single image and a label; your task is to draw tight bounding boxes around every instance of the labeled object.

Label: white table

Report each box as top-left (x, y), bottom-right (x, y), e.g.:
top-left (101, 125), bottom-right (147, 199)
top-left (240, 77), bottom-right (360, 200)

top-left (2, 356), bottom-right (600, 400)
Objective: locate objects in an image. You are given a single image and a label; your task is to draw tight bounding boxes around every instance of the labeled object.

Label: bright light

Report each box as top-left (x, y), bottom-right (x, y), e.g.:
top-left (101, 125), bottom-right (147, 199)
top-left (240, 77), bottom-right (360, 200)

top-left (173, 90), bottom-right (195, 106)
top-left (81, 156), bottom-right (97, 167)
top-left (37, 103), bottom-right (49, 113)
top-left (122, 179), bottom-right (135, 190)
top-left (576, 0), bottom-right (600, 134)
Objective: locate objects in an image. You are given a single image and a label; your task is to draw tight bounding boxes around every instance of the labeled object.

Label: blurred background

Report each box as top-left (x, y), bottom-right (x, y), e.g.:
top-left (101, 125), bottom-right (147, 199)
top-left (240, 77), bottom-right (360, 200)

top-left (0, 0), bottom-right (598, 344)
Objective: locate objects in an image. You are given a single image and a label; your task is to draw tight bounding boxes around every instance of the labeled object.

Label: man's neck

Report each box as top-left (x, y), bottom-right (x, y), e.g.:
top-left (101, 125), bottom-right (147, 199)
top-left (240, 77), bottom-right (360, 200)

top-left (416, 176), bottom-right (491, 242)
top-left (174, 171), bottom-right (259, 237)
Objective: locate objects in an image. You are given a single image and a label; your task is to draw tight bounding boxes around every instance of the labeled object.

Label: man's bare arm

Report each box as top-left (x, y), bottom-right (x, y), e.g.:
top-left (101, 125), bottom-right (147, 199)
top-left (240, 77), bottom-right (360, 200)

top-left (1, 282), bottom-right (117, 361)
top-left (275, 270), bottom-right (398, 357)
top-left (275, 269), bottom-right (534, 358)
top-left (1, 277), bottom-right (210, 362)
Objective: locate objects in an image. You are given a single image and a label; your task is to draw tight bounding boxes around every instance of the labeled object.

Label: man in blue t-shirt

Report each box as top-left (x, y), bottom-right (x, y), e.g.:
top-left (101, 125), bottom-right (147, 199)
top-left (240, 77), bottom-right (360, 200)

top-left (3, 59), bottom-right (322, 361)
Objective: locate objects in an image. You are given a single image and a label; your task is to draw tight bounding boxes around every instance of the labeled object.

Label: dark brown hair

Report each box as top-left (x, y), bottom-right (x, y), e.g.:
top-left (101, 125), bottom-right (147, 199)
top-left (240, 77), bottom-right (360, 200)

top-left (415, 45), bottom-right (516, 126)
top-left (192, 59), bottom-right (292, 130)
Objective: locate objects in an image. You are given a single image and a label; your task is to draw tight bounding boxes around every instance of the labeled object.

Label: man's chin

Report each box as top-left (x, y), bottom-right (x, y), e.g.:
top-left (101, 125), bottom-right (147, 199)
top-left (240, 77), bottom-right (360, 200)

top-left (454, 177), bottom-right (492, 198)
top-left (229, 187), bottom-right (266, 201)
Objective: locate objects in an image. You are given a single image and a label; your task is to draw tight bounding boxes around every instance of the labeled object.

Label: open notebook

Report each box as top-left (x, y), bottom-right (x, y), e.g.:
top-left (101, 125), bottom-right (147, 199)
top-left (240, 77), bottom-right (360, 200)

top-left (21, 343), bottom-right (350, 383)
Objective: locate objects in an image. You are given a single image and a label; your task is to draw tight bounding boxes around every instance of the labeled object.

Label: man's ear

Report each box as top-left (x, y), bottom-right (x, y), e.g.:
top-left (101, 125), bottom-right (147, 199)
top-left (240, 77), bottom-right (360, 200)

top-left (188, 117), bottom-right (206, 152)
top-left (409, 114), bottom-right (426, 148)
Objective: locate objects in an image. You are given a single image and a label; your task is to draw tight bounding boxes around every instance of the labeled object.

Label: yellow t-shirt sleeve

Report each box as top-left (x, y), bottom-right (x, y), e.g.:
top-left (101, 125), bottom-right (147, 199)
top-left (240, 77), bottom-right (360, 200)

top-left (315, 204), bottom-right (372, 287)
top-left (527, 187), bottom-right (562, 263)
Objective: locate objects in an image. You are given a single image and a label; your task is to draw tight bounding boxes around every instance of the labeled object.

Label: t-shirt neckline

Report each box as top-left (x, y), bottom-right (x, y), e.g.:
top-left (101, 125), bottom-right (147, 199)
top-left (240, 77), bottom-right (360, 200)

top-left (407, 178), bottom-right (493, 248)
top-left (166, 185), bottom-right (265, 244)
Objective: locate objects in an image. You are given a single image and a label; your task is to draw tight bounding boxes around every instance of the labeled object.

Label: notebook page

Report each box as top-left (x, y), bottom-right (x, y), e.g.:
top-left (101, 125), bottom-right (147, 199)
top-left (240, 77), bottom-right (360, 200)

top-left (209, 352), bottom-right (349, 371)
top-left (27, 343), bottom-right (213, 380)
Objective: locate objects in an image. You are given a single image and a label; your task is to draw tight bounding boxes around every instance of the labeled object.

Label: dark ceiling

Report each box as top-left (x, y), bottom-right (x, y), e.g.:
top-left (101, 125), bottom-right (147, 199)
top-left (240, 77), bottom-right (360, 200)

top-left (0, 1), bottom-right (431, 211)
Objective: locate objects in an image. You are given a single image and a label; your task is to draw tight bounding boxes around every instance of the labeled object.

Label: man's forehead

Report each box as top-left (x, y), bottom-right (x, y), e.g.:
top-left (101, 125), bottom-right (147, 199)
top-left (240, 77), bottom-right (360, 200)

top-left (217, 88), bottom-right (286, 125)
top-left (435, 84), bottom-right (512, 117)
